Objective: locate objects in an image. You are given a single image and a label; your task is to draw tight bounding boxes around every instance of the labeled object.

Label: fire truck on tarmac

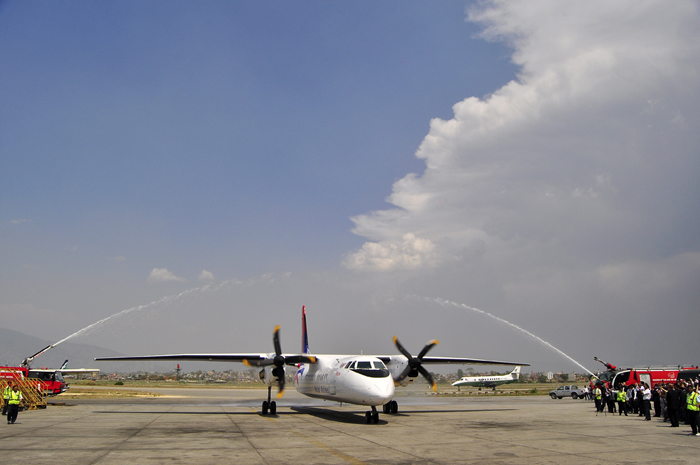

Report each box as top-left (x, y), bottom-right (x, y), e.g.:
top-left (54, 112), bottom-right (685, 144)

top-left (1, 344), bottom-right (99, 396)
top-left (592, 357), bottom-right (698, 389)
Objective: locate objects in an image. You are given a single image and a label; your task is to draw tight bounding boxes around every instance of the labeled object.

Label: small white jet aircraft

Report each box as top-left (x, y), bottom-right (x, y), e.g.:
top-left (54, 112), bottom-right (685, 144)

top-left (96, 306), bottom-right (529, 424)
top-left (452, 366), bottom-right (521, 390)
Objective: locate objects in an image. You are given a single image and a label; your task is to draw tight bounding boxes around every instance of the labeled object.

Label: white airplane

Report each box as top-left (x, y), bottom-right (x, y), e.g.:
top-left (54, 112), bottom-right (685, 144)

top-left (96, 306), bottom-right (529, 424)
top-left (452, 366), bottom-right (521, 390)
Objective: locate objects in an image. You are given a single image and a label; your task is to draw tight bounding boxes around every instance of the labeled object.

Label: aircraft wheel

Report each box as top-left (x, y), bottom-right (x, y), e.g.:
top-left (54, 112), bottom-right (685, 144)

top-left (382, 403), bottom-right (389, 414)
top-left (388, 400), bottom-right (398, 414)
top-left (270, 401), bottom-right (277, 415)
top-left (372, 411), bottom-right (379, 424)
top-left (262, 401), bottom-right (269, 415)
top-left (365, 412), bottom-right (372, 424)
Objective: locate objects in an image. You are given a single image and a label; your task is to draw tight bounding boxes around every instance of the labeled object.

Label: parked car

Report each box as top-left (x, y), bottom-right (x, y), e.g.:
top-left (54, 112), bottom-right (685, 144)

top-left (549, 385), bottom-right (586, 399)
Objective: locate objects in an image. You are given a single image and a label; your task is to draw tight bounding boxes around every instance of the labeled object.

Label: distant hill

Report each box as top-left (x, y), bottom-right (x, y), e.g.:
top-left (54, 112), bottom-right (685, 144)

top-left (0, 328), bottom-right (203, 374)
top-left (0, 327), bottom-right (130, 371)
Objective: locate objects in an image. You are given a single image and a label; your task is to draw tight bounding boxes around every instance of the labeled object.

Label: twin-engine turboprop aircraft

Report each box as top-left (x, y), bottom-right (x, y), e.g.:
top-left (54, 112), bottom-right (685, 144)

top-left (452, 366), bottom-right (521, 390)
top-left (96, 306), bottom-right (529, 424)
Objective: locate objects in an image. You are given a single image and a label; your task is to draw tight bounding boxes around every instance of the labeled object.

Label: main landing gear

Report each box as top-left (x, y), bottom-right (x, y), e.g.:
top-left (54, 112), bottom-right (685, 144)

top-left (262, 386), bottom-right (277, 415)
top-left (382, 400), bottom-right (398, 414)
top-left (365, 406), bottom-right (379, 424)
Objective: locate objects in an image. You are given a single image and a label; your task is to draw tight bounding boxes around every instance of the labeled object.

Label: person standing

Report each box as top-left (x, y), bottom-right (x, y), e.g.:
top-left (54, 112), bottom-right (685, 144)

top-left (642, 383), bottom-right (652, 421)
top-left (687, 383), bottom-right (699, 436)
top-left (652, 385), bottom-right (661, 417)
top-left (6, 383), bottom-right (22, 424)
top-left (616, 385), bottom-right (628, 416)
top-left (667, 384), bottom-right (681, 427)
top-left (594, 385), bottom-right (603, 412)
top-left (1, 383), bottom-right (10, 416)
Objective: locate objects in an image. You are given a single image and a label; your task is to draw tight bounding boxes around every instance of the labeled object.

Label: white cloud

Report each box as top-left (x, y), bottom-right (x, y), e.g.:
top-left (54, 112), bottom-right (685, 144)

top-left (345, 0), bottom-right (700, 272)
top-left (198, 270), bottom-right (215, 281)
top-left (147, 268), bottom-right (186, 284)
top-left (343, 233), bottom-right (437, 272)
top-left (10, 219), bottom-right (28, 225)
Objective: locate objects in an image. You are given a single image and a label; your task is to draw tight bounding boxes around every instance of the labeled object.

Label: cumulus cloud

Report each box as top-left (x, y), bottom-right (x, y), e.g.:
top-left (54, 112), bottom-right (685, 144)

top-left (198, 270), bottom-right (215, 281)
top-left (147, 268), bottom-right (186, 284)
top-left (343, 233), bottom-right (437, 272)
top-left (345, 0), bottom-right (700, 273)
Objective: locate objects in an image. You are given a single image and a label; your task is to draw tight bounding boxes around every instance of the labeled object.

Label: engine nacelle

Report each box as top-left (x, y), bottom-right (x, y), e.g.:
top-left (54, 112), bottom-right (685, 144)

top-left (386, 356), bottom-right (416, 387)
top-left (260, 366), bottom-right (286, 386)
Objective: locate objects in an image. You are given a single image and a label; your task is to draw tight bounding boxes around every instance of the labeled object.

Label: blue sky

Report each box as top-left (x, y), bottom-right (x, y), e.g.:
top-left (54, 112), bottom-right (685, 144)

top-left (2, 1), bottom-right (699, 373)
top-left (1, 1), bottom-right (515, 276)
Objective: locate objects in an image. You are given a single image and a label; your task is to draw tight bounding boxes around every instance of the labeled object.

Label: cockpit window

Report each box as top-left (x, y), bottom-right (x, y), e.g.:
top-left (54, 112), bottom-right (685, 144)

top-left (357, 361), bottom-right (372, 369)
top-left (347, 361), bottom-right (355, 369)
top-left (373, 361), bottom-right (387, 370)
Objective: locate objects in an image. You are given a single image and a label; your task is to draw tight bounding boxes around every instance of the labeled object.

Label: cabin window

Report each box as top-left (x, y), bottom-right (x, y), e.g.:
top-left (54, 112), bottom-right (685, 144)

top-left (357, 361), bottom-right (372, 369)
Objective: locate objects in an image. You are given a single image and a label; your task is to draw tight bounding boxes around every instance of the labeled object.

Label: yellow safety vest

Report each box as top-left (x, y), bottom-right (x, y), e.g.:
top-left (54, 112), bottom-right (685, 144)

top-left (617, 390), bottom-right (626, 402)
top-left (595, 388), bottom-right (601, 399)
top-left (688, 392), bottom-right (699, 412)
top-left (2, 386), bottom-right (10, 399)
top-left (8, 390), bottom-right (21, 405)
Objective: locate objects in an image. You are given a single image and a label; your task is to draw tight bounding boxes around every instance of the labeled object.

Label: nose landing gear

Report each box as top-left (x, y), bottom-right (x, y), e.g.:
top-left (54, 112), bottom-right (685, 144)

top-left (365, 406), bottom-right (379, 424)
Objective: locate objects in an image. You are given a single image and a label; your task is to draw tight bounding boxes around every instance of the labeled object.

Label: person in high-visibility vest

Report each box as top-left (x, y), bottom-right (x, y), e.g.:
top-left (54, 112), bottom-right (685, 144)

top-left (616, 385), bottom-right (628, 416)
top-left (6, 383), bottom-right (22, 424)
top-left (594, 385), bottom-right (603, 412)
top-left (1, 383), bottom-right (10, 416)
top-left (687, 383), bottom-right (699, 436)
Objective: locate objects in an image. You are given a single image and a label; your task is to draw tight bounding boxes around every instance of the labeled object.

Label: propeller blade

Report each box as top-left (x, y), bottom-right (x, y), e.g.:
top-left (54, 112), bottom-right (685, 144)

top-left (243, 358), bottom-right (274, 367)
top-left (277, 372), bottom-right (285, 398)
top-left (393, 336), bottom-right (413, 360)
top-left (273, 325), bottom-right (282, 356)
top-left (394, 365), bottom-right (413, 385)
top-left (417, 340), bottom-right (439, 360)
top-left (417, 365), bottom-right (437, 391)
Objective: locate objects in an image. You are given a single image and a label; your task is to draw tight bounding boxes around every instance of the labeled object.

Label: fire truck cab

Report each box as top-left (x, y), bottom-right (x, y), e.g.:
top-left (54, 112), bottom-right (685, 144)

top-left (0, 366), bottom-right (68, 396)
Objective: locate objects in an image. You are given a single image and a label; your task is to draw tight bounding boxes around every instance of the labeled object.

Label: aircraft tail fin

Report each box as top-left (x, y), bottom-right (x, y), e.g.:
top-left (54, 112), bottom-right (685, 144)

top-left (60, 360), bottom-right (69, 370)
top-left (301, 305), bottom-right (310, 354)
top-left (512, 366), bottom-right (521, 379)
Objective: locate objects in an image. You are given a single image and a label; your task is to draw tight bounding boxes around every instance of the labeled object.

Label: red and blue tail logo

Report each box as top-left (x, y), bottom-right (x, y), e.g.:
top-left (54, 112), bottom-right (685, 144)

top-left (301, 305), bottom-right (310, 354)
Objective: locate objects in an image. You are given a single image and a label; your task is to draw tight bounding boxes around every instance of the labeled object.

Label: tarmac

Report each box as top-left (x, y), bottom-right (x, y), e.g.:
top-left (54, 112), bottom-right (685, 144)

top-left (1, 387), bottom-right (699, 464)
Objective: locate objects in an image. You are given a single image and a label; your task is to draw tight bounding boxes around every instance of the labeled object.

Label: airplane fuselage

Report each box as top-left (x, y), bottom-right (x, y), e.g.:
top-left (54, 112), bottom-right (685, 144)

top-left (293, 355), bottom-right (394, 406)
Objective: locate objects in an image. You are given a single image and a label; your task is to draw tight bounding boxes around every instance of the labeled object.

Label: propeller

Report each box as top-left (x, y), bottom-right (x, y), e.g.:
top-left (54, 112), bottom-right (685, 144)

top-left (244, 325), bottom-right (316, 398)
top-left (393, 336), bottom-right (439, 391)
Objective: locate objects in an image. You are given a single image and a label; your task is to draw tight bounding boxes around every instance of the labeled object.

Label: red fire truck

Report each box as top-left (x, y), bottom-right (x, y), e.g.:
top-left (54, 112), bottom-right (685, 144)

top-left (592, 357), bottom-right (698, 389)
top-left (0, 365), bottom-right (67, 396)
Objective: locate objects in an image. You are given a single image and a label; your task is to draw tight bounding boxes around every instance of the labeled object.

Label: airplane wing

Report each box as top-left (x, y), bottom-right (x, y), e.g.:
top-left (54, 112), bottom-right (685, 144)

top-left (376, 356), bottom-right (529, 366)
top-left (59, 368), bottom-right (100, 373)
top-left (95, 353), bottom-right (315, 365)
top-left (420, 357), bottom-right (529, 366)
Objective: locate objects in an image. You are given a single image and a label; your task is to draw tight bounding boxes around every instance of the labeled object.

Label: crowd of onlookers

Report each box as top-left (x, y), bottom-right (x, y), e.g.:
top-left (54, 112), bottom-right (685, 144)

top-left (583, 378), bottom-right (700, 436)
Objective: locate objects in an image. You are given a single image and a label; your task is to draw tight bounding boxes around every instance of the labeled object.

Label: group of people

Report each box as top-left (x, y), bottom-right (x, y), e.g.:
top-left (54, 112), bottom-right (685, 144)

top-left (589, 379), bottom-right (700, 436)
top-left (1, 382), bottom-right (23, 424)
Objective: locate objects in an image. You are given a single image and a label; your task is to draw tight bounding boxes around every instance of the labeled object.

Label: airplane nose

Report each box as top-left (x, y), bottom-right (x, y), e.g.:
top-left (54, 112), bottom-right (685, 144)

top-left (369, 378), bottom-right (395, 404)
